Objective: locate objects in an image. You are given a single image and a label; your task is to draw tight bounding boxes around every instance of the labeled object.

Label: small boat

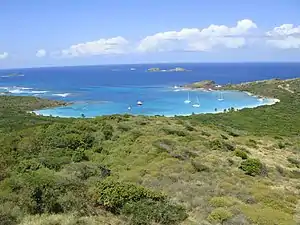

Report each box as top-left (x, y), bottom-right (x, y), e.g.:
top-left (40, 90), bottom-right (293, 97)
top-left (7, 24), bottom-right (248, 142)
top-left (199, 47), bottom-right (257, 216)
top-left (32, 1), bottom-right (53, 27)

top-left (258, 98), bottom-right (264, 102)
top-left (137, 101), bottom-right (143, 106)
top-left (218, 92), bottom-right (224, 101)
top-left (128, 106), bottom-right (132, 110)
top-left (130, 68), bottom-right (136, 71)
top-left (184, 92), bottom-right (191, 104)
top-left (192, 96), bottom-right (200, 108)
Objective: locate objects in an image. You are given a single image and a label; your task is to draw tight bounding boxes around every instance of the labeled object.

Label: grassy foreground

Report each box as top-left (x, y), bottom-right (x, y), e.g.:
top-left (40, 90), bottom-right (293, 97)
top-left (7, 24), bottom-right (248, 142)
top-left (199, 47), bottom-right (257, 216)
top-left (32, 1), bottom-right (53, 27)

top-left (0, 78), bottom-right (300, 225)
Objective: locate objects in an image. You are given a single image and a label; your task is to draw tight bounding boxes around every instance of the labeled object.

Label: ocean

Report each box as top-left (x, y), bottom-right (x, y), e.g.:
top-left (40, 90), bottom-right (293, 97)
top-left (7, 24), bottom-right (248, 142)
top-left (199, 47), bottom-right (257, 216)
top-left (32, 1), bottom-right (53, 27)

top-left (1, 63), bottom-right (300, 117)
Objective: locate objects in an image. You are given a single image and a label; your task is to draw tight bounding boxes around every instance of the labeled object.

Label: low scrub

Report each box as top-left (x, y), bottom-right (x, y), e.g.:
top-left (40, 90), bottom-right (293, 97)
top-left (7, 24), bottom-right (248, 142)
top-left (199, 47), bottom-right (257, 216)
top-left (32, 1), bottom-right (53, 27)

top-left (122, 199), bottom-right (187, 225)
top-left (90, 180), bottom-right (165, 212)
top-left (240, 158), bottom-right (264, 176)
top-left (207, 207), bottom-right (233, 224)
top-left (234, 149), bottom-right (248, 159)
top-left (209, 139), bottom-right (235, 151)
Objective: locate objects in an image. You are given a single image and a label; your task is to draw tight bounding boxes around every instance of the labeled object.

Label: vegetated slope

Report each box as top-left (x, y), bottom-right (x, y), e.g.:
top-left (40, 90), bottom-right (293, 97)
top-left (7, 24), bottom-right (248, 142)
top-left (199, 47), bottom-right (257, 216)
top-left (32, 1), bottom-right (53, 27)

top-left (0, 79), bottom-right (300, 225)
top-left (185, 78), bottom-right (300, 136)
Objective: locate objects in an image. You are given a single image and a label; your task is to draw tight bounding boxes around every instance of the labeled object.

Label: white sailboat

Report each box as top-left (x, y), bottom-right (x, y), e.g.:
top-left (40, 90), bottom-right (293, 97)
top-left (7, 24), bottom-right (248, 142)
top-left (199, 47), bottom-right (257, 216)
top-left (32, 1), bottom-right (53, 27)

top-left (192, 96), bottom-right (200, 108)
top-left (218, 92), bottom-right (224, 101)
top-left (184, 92), bottom-right (191, 104)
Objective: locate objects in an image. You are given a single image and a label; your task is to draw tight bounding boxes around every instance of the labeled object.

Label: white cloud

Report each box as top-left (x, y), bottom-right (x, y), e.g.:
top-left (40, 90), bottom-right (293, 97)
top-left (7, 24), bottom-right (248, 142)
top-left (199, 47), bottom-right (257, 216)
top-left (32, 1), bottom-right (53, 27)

top-left (137, 19), bottom-right (257, 52)
top-left (59, 36), bottom-right (129, 57)
top-left (0, 52), bottom-right (8, 59)
top-left (266, 24), bottom-right (300, 49)
top-left (36, 49), bottom-right (47, 57)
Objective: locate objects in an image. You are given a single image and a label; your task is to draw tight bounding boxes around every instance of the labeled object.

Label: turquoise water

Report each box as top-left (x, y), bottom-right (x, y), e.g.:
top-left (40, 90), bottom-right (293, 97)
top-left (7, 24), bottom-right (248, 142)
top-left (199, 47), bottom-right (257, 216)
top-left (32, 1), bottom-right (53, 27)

top-left (0, 63), bottom-right (293, 118)
top-left (34, 87), bottom-right (274, 118)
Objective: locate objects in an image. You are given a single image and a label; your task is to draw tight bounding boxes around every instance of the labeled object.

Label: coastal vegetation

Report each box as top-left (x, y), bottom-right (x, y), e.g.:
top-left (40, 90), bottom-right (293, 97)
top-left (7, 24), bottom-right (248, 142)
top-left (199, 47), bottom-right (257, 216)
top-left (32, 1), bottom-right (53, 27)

top-left (0, 78), bottom-right (300, 224)
top-left (183, 80), bottom-right (216, 89)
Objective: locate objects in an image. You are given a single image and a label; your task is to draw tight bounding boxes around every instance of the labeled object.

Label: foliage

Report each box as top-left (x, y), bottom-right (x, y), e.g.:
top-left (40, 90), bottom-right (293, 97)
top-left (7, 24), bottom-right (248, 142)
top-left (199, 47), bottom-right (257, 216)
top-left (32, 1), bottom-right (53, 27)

top-left (71, 149), bottom-right (88, 163)
top-left (90, 180), bottom-right (165, 212)
top-left (1, 78), bottom-right (300, 224)
top-left (209, 139), bottom-right (235, 151)
top-left (121, 199), bottom-right (187, 225)
top-left (101, 123), bottom-right (114, 140)
top-left (240, 158), bottom-right (263, 176)
top-left (234, 149), bottom-right (248, 159)
top-left (207, 207), bottom-right (233, 223)
top-left (209, 196), bottom-right (237, 208)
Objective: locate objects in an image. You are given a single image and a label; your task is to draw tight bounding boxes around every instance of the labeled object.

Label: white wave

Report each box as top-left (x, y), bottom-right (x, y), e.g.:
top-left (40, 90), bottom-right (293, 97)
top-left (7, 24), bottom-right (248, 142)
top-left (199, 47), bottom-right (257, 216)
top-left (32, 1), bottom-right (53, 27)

top-left (31, 90), bottom-right (48, 94)
top-left (1, 74), bottom-right (24, 78)
top-left (52, 93), bottom-right (71, 97)
top-left (6, 86), bottom-right (47, 94)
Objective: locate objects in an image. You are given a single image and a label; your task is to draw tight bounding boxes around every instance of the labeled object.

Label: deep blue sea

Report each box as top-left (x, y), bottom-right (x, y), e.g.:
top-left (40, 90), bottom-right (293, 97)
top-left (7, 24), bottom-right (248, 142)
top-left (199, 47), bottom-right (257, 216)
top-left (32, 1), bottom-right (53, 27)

top-left (1, 63), bottom-right (300, 117)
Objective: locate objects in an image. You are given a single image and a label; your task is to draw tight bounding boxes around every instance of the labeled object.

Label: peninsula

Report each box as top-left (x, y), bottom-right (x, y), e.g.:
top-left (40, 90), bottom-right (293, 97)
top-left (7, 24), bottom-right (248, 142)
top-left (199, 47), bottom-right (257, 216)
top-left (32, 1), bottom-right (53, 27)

top-left (183, 80), bottom-right (217, 89)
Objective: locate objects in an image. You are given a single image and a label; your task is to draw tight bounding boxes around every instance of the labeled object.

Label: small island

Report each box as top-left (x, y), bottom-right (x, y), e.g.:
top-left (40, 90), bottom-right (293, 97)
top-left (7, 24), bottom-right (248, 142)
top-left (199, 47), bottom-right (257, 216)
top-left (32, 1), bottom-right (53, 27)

top-left (147, 67), bottom-right (190, 72)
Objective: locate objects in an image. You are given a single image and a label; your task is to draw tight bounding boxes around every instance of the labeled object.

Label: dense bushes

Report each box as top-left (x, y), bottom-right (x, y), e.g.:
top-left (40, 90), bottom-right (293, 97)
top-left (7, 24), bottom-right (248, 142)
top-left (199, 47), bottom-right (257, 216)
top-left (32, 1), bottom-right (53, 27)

top-left (209, 139), bottom-right (235, 151)
top-left (90, 180), bottom-right (165, 211)
top-left (122, 199), bottom-right (187, 225)
top-left (234, 149), bottom-right (248, 159)
top-left (240, 158), bottom-right (264, 176)
top-left (90, 180), bottom-right (187, 224)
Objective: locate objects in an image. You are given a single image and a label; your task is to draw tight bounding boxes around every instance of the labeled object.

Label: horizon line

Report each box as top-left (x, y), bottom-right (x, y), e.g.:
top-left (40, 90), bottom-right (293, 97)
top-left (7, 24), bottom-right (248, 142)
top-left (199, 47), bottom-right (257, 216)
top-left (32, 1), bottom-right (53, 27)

top-left (1, 61), bottom-right (300, 71)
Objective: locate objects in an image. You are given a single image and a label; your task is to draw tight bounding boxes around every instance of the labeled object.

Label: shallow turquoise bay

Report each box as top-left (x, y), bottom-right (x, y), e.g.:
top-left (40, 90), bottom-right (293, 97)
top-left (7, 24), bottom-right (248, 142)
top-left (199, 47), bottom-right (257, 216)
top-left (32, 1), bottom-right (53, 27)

top-left (34, 87), bottom-right (275, 118)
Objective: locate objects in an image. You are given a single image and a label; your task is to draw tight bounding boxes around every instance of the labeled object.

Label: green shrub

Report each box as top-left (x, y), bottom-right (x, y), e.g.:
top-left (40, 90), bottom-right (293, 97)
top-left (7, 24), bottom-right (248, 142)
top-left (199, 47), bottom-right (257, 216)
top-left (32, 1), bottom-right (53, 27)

top-left (207, 207), bottom-right (233, 223)
top-left (122, 199), bottom-right (187, 225)
top-left (71, 150), bottom-right (88, 163)
top-left (101, 123), bottom-right (113, 140)
top-left (118, 123), bottom-right (132, 132)
top-left (16, 159), bottom-right (43, 173)
top-left (278, 142), bottom-right (285, 149)
top-left (209, 196), bottom-right (236, 208)
top-left (234, 150), bottom-right (248, 159)
top-left (240, 158), bottom-right (263, 176)
top-left (90, 180), bottom-right (165, 212)
top-left (161, 127), bottom-right (187, 137)
top-left (0, 212), bottom-right (17, 225)
top-left (209, 139), bottom-right (235, 151)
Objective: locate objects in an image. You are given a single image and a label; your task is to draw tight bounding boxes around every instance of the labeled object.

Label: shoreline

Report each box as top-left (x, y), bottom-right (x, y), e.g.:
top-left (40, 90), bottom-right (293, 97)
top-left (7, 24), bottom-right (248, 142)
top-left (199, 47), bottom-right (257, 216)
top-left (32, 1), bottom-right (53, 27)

top-left (30, 93), bottom-right (281, 118)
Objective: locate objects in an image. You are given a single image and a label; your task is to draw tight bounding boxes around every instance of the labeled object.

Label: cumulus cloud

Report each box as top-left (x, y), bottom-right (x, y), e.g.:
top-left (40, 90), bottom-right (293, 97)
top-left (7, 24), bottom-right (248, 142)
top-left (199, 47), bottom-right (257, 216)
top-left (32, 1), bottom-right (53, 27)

top-left (137, 19), bottom-right (257, 52)
top-left (266, 24), bottom-right (300, 49)
top-left (0, 52), bottom-right (8, 59)
top-left (59, 36), bottom-right (129, 57)
top-left (36, 49), bottom-right (47, 57)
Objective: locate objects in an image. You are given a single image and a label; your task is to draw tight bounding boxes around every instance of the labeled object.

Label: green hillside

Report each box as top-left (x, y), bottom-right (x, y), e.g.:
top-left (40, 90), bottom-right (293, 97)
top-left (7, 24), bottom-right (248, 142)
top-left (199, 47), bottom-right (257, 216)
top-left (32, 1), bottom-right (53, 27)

top-left (0, 78), bottom-right (300, 225)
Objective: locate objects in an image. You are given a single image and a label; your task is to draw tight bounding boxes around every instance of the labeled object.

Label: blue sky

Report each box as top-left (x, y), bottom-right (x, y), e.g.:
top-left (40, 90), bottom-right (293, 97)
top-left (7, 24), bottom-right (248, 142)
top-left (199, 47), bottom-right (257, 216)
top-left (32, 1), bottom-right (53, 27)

top-left (0, 0), bottom-right (300, 68)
